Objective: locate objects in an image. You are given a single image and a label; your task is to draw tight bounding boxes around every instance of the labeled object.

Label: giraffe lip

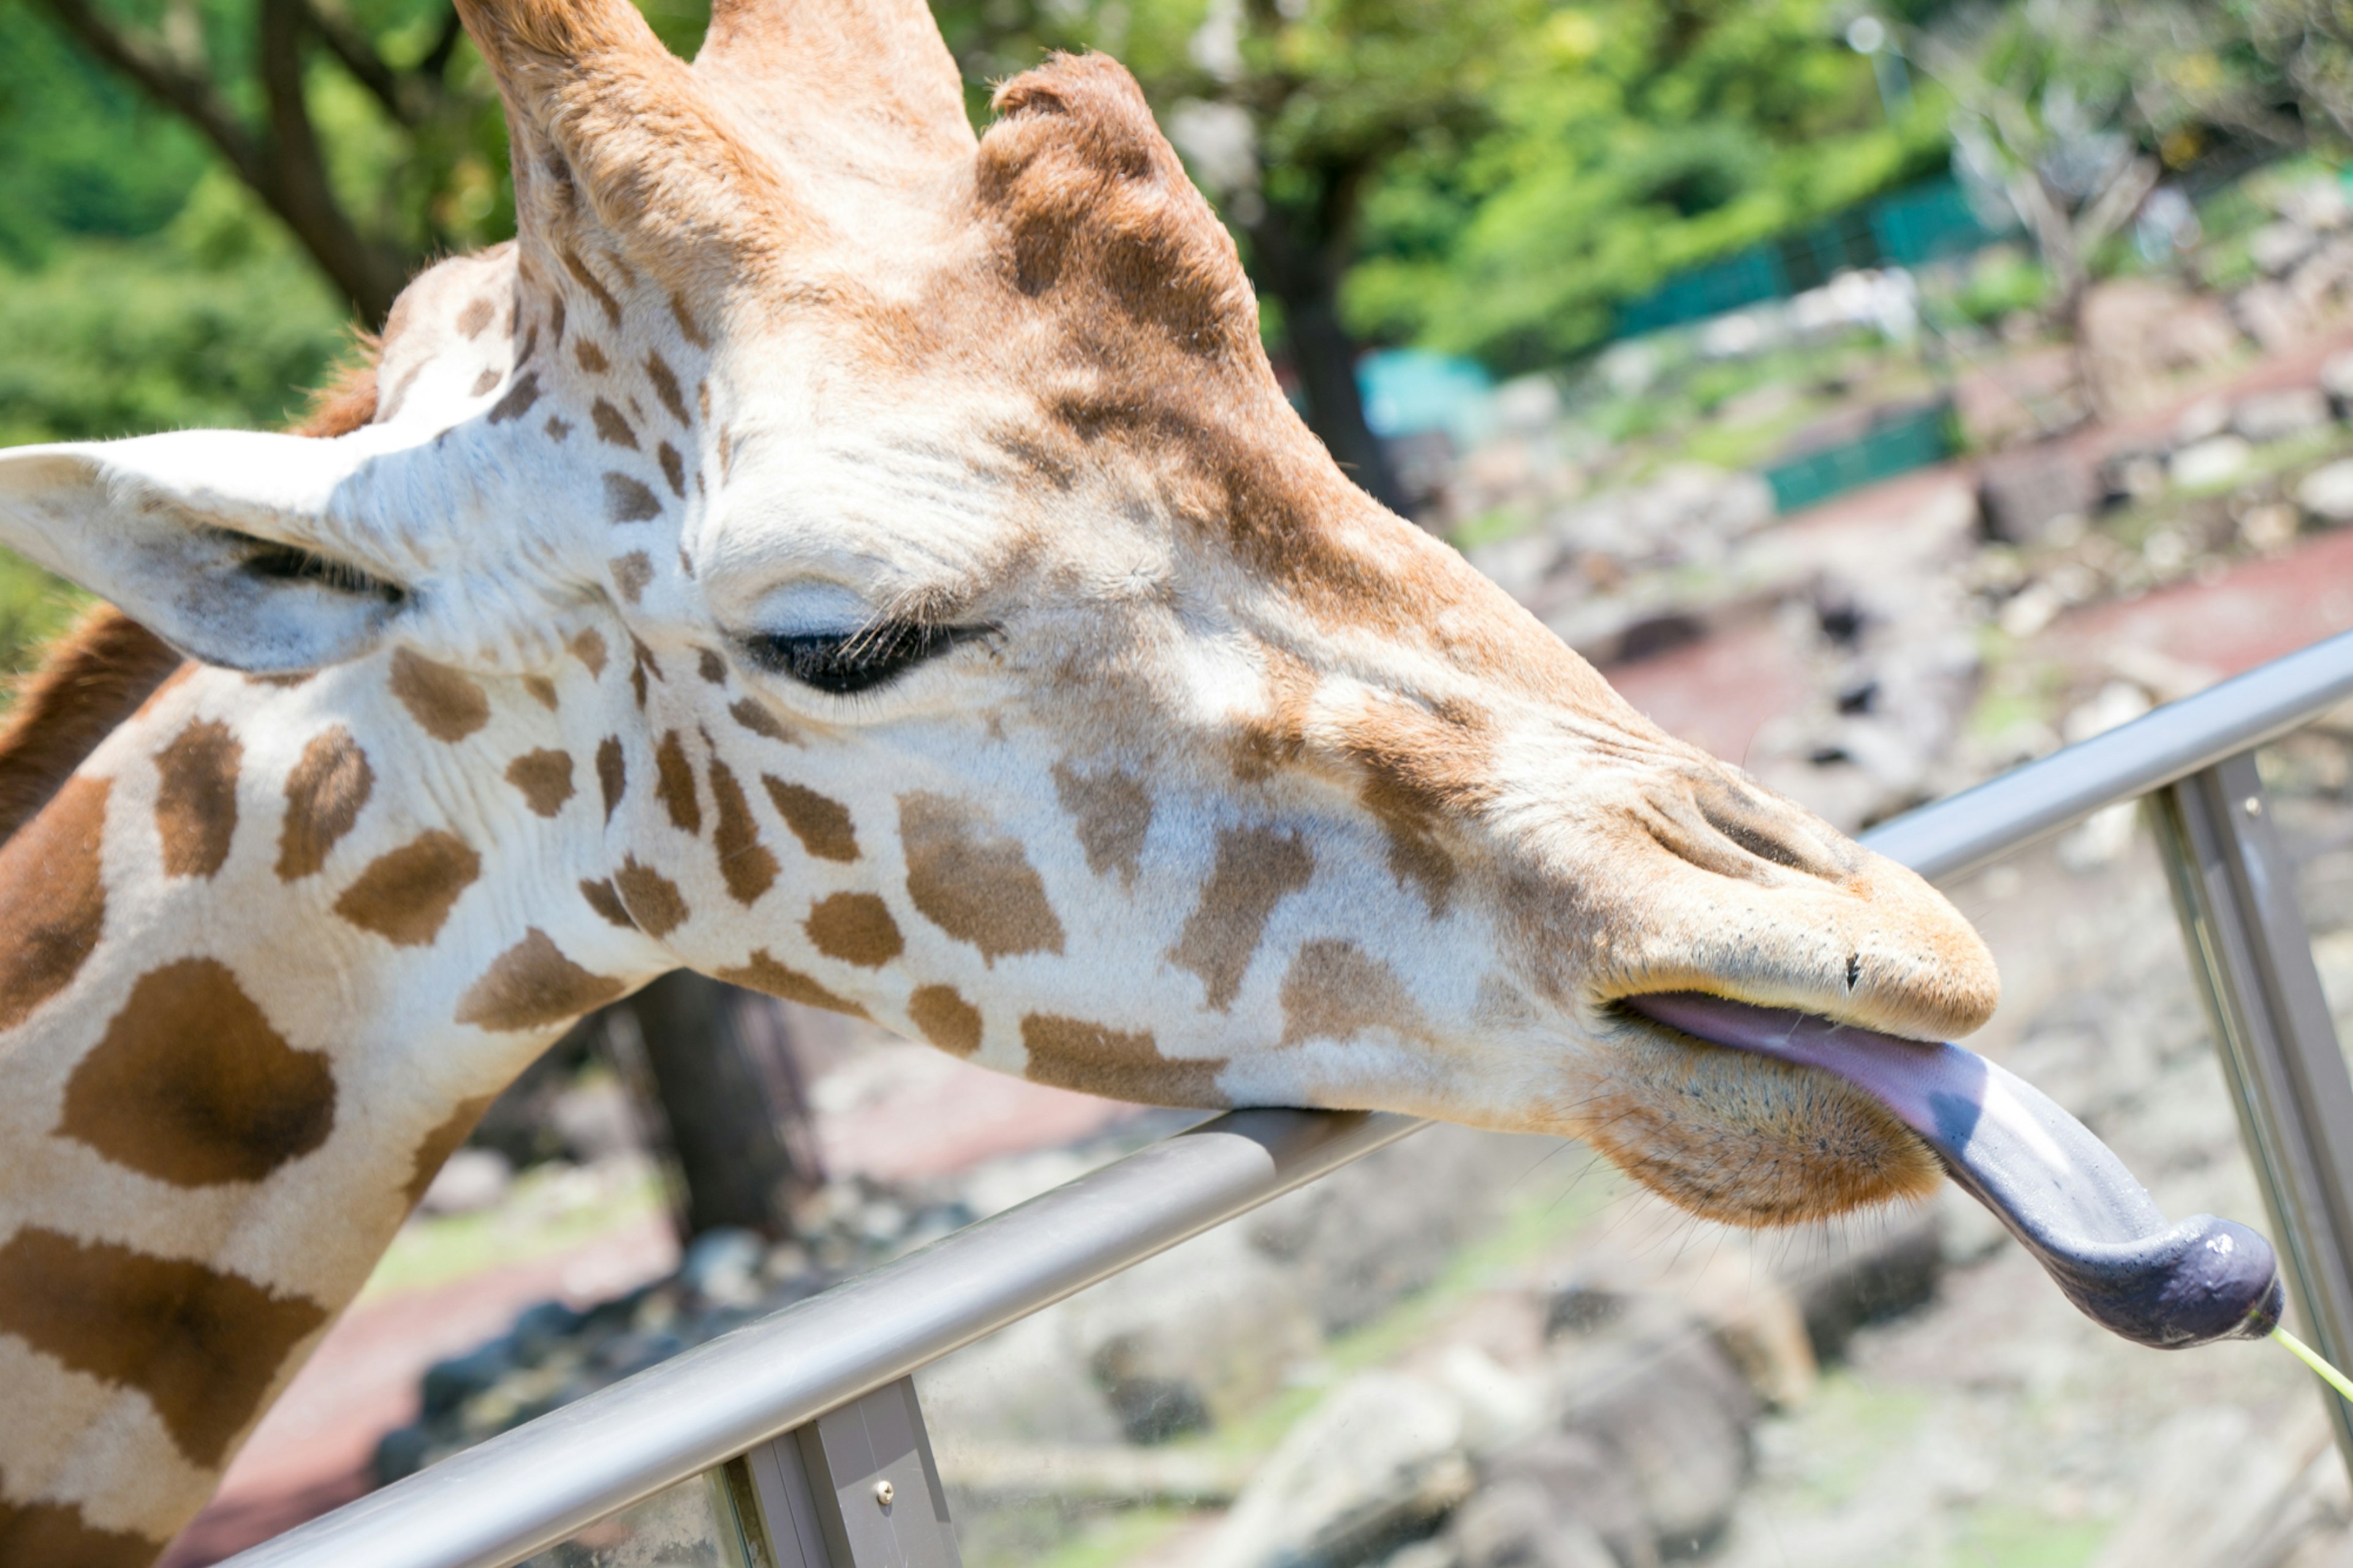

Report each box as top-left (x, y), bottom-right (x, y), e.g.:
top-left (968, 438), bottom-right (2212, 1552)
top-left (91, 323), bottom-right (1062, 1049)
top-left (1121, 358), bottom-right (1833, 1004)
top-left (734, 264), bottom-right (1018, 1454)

top-left (1618, 991), bottom-right (2283, 1349)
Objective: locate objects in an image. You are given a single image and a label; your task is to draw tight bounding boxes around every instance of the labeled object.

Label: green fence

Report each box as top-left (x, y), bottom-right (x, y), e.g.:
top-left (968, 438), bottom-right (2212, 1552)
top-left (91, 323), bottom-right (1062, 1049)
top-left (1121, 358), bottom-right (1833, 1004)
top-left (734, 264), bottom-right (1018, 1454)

top-left (1615, 176), bottom-right (2007, 339)
top-left (1760, 397), bottom-right (1957, 513)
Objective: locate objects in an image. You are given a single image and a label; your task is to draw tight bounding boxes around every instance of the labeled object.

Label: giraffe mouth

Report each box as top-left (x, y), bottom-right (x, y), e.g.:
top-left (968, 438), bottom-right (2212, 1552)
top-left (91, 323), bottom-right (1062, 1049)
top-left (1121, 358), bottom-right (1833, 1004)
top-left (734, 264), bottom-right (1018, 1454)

top-left (1618, 991), bottom-right (2283, 1350)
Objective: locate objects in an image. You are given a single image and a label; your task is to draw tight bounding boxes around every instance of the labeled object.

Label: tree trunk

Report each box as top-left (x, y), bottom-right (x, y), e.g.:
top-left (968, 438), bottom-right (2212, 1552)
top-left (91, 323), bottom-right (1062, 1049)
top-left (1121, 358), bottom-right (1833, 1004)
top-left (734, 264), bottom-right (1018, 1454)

top-left (603, 972), bottom-right (826, 1240)
top-left (1245, 199), bottom-right (1406, 512)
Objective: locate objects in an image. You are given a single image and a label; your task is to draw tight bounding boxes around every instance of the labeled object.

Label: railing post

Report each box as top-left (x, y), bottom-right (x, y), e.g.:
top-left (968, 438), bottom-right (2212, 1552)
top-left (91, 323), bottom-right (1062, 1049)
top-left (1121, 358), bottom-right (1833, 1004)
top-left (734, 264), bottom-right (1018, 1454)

top-left (2151, 751), bottom-right (2353, 1472)
top-left (726, 1376), bottom-right (961, 1568)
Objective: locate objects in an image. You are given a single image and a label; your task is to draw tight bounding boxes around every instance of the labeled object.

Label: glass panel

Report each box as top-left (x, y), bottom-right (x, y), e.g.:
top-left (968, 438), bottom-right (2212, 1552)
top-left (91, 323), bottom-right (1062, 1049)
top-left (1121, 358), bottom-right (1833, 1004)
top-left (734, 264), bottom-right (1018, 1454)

top-left (516, 1470), bottom-right (759, 1568)
top-left (2264, 717), bottom-right (2353, 1067)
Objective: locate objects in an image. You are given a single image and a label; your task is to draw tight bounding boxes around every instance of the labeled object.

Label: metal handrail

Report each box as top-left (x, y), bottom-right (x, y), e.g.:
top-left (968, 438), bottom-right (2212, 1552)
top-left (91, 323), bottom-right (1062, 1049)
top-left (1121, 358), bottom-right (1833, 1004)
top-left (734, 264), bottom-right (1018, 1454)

top-left (222, 627), bottom-right (2353, 1568)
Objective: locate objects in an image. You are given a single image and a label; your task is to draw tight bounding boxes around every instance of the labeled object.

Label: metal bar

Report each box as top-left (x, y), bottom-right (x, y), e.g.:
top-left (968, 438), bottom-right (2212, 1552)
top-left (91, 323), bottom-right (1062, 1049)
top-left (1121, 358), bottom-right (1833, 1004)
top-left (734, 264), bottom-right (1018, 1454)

top-left (2151, 754), bottom-right (2353, 1471)
top-left (218, 1110), bottom-right (1423, 1568)
top-left (1861, 628), bottom-right (2353, 882)
top-left (215, 629), bottom-right (2353, 1568)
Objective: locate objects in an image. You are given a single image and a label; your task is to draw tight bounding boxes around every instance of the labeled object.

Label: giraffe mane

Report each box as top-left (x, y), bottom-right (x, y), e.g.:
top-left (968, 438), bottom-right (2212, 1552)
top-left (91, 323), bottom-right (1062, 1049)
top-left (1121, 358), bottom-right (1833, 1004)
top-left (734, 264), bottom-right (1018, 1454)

top-left (0, 343), bottom-right (383, 845)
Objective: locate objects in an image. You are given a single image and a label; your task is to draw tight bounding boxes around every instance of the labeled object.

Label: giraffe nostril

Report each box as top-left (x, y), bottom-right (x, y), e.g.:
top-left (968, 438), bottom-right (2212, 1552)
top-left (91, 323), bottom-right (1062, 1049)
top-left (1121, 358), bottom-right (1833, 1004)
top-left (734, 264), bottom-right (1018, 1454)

top-left (1686, 775), bottom-right (1852, 882)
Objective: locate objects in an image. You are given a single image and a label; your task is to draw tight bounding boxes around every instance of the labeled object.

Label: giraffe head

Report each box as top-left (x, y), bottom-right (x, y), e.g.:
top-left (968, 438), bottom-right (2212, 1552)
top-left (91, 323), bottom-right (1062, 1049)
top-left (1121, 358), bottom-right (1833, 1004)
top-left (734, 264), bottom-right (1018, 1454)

top-left (0, 0), bottom-right (1994, 1227)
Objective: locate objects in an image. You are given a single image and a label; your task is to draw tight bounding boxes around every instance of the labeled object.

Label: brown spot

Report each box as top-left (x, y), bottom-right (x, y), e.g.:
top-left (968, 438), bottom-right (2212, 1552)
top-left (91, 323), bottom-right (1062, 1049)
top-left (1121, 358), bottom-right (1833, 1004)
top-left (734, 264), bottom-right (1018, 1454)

top-left (523, 674), bottom-right (559, 710)
top-left (457, 928), bottom-right (626, 1031)
top-left (389, 649), bottom-right (490, 742)
top-left (731, 697), bottom-right (797, 744)
top-left (549, 292), bottom-right (567, 341)
top-left (909, 985), bottom-right (982, 1056)
top-left (765, 777), bottom-right (857, 861)
top-left (645, 352), bottom-right (691, 426)
top-left (678, 547), bottom-right (697, 577)
top-left (154, 718), bottom-right (241, 879)
top-left (505, 749), bottom-right (575, 817)
top-left (708, 759), bottom-right (777, 905)
top-left (402, 1094), bottom-right (495, 1208)
top-left (333, 831), bottom-right (482, 947)
top-left (580, 877), bottom-right (635, 928)
top-left (597, 737), bottom-right (626, 821)
top-left (544, 413), bottom-right (572, 441)
top-left (0, 775), bottom-right (108, 1031)
top-left (457, 295), bottom-right (495, 338)
top-left (1020, 1015), bottom-right (1226, 1106)
top-left (670, 292), bottom-right (710, 347)
top-left (59, 959), bottom-right (335, 1186)
top-left (275, 729), bottom-right (373, 881)
top-left (591, 398), bottom-right (638, 450)
top-left (630, 637), bottom-right (664, 705)
top-left (486, 371), bottom-right (541, 425)
top-left (1051, 762), bottom-right (1152, 887)
top-left (1169, 826), bottom-right (1313, 1011)
top-left (900, 793), bottom-right (1064, 962)
top-left (697, 648), bottom-right (727, 684)
top-left (605, 472), bottom-right (662, 523)
top-left (1278, 939), bottom-right (1422, 1047)
top-left (654, 731), bottom-right (701, 834)
top-left (575, 338), bottom-right (611, 374)
top-left (562, 247), bottom-right (623, 326)
top-left (805, 892), bottom-right (903, 967)
top-left (469, 367), bottom-right (502, 398)
top-left (657, 441), bottom-right (687, 498)
top-left (612, 551), bottom-right (654, 604)
top-left (570, 628), bottom-right (608, 676)
top-left (0, 1227), bottom-right (328, 1469)
top-left (0, 1494), bottom-right (162, 1568)
top-left (613, 855), bottom-right (689, 936)
top-left (1362, 770), bottom-right (1459, 918)
top-left (717, 950), bottom-right (869, 1018)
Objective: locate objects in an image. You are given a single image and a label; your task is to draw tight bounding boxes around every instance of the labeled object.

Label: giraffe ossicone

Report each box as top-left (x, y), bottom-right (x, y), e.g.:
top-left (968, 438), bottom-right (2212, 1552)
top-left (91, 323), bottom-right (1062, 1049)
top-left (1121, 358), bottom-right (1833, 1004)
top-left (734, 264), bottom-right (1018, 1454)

top-left (0, 0), bottom-right (1998, 1559)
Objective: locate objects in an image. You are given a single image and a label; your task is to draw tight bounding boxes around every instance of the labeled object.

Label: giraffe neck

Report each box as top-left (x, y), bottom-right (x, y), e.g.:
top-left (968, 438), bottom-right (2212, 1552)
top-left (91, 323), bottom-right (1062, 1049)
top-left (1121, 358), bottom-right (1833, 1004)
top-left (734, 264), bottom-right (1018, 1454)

top-left (0, 654), bottom-right (657, 1565)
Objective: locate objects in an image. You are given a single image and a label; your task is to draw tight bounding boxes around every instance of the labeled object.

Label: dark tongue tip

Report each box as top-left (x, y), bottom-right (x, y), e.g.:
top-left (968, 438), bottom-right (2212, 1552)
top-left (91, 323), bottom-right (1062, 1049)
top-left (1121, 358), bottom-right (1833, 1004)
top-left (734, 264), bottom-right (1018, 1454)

top-left (1621, 991), bottom-right (2285, 1350)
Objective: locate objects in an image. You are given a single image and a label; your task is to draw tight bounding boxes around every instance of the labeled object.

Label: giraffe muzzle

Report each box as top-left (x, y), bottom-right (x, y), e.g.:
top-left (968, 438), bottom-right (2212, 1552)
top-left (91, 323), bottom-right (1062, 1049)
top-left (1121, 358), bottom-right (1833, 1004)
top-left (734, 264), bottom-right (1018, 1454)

top-left (1622, 991), bottom-right (2284, 1350)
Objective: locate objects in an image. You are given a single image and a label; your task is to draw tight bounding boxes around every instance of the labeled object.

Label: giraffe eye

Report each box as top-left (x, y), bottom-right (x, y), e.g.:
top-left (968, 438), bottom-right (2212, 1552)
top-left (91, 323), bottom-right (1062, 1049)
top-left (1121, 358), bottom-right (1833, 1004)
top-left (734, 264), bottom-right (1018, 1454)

top-left (748, 621), bottom-right (992, 695)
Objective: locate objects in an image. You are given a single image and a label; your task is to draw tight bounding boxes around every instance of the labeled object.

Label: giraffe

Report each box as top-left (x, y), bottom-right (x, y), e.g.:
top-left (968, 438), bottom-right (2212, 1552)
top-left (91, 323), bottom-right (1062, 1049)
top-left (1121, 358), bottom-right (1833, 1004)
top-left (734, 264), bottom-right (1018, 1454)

top-left (0, 0), bottom-right (2000, 1560)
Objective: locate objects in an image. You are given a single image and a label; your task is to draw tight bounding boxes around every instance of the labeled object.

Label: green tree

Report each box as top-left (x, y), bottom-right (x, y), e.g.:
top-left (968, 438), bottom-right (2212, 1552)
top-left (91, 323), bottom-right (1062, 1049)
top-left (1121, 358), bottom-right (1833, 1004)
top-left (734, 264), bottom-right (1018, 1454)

top-left (1346, 0), bottom-right (1950, 369)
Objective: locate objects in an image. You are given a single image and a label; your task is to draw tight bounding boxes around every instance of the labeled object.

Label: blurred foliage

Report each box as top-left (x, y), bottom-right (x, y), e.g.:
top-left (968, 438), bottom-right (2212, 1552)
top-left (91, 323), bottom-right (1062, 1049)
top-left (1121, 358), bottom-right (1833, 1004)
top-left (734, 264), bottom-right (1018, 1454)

top-left (1346, 0), bottom-right (1953, 368)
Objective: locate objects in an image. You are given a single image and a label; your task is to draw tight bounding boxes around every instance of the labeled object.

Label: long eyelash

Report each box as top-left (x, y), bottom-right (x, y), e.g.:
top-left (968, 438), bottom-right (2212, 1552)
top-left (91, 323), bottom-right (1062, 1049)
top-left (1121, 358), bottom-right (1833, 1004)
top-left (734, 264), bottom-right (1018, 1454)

top-left (752, 621), bottom-right (994, 695)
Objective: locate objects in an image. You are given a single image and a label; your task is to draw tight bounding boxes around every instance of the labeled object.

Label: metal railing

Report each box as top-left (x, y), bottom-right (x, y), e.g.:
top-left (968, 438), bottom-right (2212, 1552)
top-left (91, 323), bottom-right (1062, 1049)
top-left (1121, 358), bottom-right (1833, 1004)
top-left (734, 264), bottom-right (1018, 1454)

top-left (222, 627), bottom-right (2353, 1568)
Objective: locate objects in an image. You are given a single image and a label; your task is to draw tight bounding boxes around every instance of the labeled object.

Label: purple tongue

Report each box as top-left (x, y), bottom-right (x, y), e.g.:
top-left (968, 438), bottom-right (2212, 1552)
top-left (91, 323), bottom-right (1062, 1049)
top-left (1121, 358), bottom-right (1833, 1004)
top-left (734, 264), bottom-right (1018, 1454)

top-left (1622, 992), bottom-right (2283, 1349)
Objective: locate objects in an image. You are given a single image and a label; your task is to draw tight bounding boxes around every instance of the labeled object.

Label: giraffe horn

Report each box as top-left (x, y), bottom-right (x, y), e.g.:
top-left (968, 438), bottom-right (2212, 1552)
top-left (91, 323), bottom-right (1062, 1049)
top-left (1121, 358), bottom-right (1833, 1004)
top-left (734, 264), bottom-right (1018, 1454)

top-left (692, 0), bottom-right (978, 162)
top-left (455, 0), bottom-right (798, 268)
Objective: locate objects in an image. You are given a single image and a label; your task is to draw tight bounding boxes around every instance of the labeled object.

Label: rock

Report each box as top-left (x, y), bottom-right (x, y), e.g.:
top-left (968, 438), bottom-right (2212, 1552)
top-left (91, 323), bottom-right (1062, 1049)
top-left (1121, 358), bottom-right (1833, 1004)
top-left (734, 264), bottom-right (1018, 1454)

top-left (2232, 387), bottom-right (2332, 444)
top-left (2234, 282), bottom-right (2309, 355)
top-left (420, 1338), bottom-right (517, 1420)
top-left (2250, 221), bottom-right (2320, 277)
top-left (1447, 1480), bottom-right (1623, 1568)
top-left (1072, 1224), bottom-right (1322, 1441)
top-left (2322, 351), bottom-right (2353, 412)
top-left (677, 1227), bottom-right (766, 1306)
top-left (1479, 1431), bottom-right (1658, 1568)
top-left (1978, 445), bottom-right (2097, 545)
top-left (1775, 1210), bottom-right (1943, 1363)
top-left (1200, 1371), bottom-right (1472, 1568)
top-left (417, 1147), bottom-right (512, 1215)
top-left (2170, 435), bottom-right (2252, 491)
top-left (1248, 1125), bottom-right (1529, 1335)
top-left (1553, 1328), bottom-right (1757, 1556)
top-left (2298, 458), bottom-right (2353, 525)
top-left (2174, 396), bottom-right (2233, 447)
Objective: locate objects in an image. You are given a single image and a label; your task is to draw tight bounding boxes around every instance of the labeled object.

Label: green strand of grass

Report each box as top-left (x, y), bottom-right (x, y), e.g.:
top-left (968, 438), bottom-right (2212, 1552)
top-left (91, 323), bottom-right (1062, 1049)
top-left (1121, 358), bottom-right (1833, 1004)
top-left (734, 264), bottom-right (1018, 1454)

top-left (2275, 1326), bottom-right (2353, 1405)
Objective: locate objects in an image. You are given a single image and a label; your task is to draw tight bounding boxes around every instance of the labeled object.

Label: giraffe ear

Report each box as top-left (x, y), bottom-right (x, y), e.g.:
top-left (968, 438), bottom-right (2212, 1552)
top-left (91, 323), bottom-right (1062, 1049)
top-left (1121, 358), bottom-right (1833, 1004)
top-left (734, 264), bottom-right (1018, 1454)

top-left (0, 430), bottom-right (413, 674)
